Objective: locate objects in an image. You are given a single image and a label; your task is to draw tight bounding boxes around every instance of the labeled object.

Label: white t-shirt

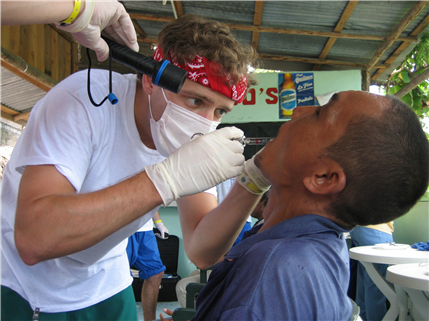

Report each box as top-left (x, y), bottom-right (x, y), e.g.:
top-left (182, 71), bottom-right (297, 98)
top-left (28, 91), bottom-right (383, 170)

top-left (1, 70), bottom-right (165, 312)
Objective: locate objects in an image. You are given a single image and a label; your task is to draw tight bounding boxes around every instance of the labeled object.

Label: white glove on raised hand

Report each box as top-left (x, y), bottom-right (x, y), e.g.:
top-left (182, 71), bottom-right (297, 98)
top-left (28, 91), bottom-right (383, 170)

top-left (146, 127), bottom-right (245, 206)
top-left (237, 147), bottom-right (271, 195)
top-left (155, 222), bottom-right (169, 239)
top-left (57, 0), bottom-right (139, 61)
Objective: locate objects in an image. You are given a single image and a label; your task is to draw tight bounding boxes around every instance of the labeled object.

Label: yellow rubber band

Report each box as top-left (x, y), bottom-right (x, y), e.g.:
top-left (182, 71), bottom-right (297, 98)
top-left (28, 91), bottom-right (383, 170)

top-left (60, 0), bottom-right (82, 25)
top-left (154, 220), bottom-right (162, 224)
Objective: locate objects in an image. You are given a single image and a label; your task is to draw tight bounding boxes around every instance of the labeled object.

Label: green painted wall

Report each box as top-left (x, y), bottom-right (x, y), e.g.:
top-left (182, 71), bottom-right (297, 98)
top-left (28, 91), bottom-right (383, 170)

top-left (394, 201), bottom-right (429, 245)
top-left (221, 70), bottom-right (362, 124)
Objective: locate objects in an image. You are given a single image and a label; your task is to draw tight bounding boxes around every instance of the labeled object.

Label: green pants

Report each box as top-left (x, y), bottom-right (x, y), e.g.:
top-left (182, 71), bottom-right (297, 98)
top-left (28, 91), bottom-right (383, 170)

top-left (1, 285), bottom-right (138, 321)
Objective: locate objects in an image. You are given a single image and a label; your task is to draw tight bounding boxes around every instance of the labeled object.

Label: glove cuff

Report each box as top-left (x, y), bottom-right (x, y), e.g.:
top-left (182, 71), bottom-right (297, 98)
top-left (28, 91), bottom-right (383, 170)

top-left (145, 163), bottom-right (177, 207)
top-left (56, 0), bottom-right (95, 33)
top-left (237, 171), bottom-right (269, 195)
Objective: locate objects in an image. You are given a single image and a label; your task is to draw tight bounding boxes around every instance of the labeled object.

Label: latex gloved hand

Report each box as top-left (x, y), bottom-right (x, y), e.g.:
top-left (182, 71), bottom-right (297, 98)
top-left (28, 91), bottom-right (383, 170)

top-left (57, 0), bottom-right (139, 61)
top-left (237, 147), bottom-right (271, 195)
top-left (155, 222), bottom-right (169, 239)
top-left (146, 127), bottom-right (245, 206)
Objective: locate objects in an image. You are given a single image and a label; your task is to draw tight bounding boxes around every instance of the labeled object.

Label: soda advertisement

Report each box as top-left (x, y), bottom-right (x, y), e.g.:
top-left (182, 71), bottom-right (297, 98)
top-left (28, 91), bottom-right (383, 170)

top-left (278, 73), bottom-right (315, 119)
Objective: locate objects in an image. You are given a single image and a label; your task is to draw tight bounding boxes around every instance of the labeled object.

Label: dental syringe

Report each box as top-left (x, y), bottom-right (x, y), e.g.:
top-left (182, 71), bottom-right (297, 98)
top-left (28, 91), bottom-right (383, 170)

top-left (191, 133), bottom-right (274, 147)
top-left (239, 136), bottom-right (274, 147)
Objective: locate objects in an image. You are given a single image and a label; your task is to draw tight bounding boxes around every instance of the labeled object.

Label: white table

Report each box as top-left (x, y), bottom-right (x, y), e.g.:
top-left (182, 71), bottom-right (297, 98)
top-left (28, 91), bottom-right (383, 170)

top-left (349, 245), bottom-right (429, 321)
top-left (386, 263), bottom-right (429, 321)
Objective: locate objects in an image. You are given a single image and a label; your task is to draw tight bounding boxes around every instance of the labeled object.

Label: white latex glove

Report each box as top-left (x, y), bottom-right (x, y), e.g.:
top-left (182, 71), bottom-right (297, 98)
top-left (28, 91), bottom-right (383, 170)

top-left (237, 147), bottom-right (271, 195)
top-left (155, 222), bottom-right (169, 239)
top-left (146, 127), bottom-right (245, 206)
top-left (57, 0), bottom-right (139, 61)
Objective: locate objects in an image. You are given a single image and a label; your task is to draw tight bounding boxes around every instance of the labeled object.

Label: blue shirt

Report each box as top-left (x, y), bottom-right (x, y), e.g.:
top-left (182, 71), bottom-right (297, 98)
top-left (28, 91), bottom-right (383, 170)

top-left (193, 214), bottom-right (352, 321)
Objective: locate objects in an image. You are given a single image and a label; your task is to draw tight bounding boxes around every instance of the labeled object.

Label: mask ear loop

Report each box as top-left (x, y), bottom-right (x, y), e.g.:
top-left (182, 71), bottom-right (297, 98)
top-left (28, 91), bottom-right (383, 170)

top-left (161, 88), bottom-right (168, 103)
top-left (149, 88), bottom-right (168, 121)
top-left (148, 95), bottom-right (155, 120)
top-left (86, 48), bottom-right (118, 107)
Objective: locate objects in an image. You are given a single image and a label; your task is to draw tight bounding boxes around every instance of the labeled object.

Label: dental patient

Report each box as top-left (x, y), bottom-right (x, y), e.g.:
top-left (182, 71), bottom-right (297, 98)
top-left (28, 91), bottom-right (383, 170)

top-left (161, 91), bottom-right (429, 320)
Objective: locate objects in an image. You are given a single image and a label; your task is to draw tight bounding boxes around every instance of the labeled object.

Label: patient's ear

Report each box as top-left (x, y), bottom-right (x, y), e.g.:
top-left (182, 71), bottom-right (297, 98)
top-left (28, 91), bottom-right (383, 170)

top-left (303, 160), bottom-right (346, 195)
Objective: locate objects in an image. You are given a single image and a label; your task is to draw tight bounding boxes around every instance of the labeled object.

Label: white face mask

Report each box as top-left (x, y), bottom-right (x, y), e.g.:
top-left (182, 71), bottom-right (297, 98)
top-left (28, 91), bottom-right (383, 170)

top-left (149, 89), bottom-right (220, 157)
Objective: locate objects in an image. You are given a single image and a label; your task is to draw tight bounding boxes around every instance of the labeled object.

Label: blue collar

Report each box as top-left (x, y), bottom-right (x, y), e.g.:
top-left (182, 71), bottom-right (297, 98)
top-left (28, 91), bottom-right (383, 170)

top-left (226, 214), bottom-right (349, 260)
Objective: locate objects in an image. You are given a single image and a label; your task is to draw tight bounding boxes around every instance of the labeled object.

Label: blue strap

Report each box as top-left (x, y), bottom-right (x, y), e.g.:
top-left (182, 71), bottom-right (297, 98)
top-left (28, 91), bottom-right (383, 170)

top-left (154, 60), bottom-right (170, 86)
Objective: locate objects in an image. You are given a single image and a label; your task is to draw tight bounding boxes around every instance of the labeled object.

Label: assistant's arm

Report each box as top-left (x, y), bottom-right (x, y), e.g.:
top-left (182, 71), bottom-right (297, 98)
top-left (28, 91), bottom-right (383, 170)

top-left (1, 0), bottom-right (138, 61)
top-left (153, 211), bottom-right (169, 238)
top-left (1, 1), bottom-right (74, 25)
top-left (177, 150), bottom-right (271, 269)
top-left (177, 182), bottom-right (261, 269)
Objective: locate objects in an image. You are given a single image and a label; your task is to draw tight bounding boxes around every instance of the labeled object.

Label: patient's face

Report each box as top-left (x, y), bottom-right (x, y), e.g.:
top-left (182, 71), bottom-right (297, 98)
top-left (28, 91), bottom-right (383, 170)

top-left (255, 91), bottom-right (389, 186)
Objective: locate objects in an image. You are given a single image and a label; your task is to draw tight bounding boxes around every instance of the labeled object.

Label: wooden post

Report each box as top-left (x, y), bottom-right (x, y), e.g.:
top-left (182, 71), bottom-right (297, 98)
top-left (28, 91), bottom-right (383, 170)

top-left (361, 68), bottom-right (370, 91)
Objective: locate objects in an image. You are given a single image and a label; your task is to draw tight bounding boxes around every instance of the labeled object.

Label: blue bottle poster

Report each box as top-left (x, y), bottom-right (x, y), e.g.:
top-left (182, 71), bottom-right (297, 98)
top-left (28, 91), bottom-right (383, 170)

top-left (278, 73), bottom-right (315, 119)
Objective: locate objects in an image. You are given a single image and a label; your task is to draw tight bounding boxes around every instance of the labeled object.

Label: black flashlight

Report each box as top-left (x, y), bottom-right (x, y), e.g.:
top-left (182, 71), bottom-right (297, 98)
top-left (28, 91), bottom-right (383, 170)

top-left (102, 36), bottom-right (187, 94)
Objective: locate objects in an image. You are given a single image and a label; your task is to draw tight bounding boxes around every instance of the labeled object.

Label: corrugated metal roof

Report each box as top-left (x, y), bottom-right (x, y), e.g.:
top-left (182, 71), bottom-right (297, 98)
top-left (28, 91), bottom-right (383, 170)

top-left (122, 1), bottom-right (429, 81)
top-left (1, 67), bottom-right (47, 113)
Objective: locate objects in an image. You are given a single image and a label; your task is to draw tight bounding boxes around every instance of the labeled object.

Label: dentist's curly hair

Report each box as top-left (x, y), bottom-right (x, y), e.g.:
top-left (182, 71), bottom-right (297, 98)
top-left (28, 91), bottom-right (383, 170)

top-left (157, 14), bottom-right (258, 88)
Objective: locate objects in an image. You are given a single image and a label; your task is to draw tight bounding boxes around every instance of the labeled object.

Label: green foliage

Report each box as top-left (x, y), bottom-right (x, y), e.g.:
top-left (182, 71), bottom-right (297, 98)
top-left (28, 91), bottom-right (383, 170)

top-left (385, 33), bottom-right (429, 117)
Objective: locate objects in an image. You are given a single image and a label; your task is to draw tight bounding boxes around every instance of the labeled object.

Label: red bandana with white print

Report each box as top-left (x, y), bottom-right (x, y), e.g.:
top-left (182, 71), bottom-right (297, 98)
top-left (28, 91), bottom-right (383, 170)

top-left (153, 47), bottom-right (248, 104)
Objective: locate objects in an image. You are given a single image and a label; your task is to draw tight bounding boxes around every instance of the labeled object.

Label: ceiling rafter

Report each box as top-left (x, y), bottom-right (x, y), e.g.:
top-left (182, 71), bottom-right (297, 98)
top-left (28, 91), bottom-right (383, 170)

top-left (128, 12), bottom-right (418, 43)
top-left (313, 1), bottom-right (358, 71)
top-left (129, 4), bottom-right (424, 70)
top-left (366, 1), bottom-right (427, 71)
top-left (1, 48), bottom-right (56, 92)
top-left (258, 53), bottom-right (387, 69)
top-left (251, 1), bottom-right (264, 52)
top-left (371, 12), bottom-right (429, 81)
top-left (132, 19), bottom-right (147, 39)
top-left (172, 1), bottom-right (184, 17)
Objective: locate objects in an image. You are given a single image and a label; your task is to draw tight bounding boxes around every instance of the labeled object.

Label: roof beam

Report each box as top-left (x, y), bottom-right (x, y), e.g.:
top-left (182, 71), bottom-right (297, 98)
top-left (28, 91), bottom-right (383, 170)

top-left (137, 36), bottom-right (158, 43)
top-left (132, 19), bottom-right (147, 39)
top-left (258, 53), bottom-right (387, 69)
top-left (371, 12), bottom-right (429, 81)
top-left (1, 47), bottom-right (57, 92)
top-left (1, 104), bottom-right (29, 125)
top-left (129, 12), bottom-right (418, 42)
top-left (172, 1), bottom-right (184, 17)
top-left (251, 1), bottom-right (264, 52)
top-left (313, 1), bottom-right (358, 71)
top-left (366, 1), bottom-right (428, 71)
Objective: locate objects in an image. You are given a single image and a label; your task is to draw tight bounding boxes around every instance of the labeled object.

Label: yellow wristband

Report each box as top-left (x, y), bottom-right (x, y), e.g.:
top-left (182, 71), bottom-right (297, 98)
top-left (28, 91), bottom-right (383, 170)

top-left (60, 0), bottom-right (82, 25)
top-left (237, 172), bottom-right (265, 195)
top-left (154, 220), bottom-right (162, 224)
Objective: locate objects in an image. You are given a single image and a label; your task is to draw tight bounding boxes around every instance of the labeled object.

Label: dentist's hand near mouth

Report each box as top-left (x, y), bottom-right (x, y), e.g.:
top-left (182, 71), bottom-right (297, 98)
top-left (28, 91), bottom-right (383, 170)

top-left (146, 127), bottom-right (245, 206)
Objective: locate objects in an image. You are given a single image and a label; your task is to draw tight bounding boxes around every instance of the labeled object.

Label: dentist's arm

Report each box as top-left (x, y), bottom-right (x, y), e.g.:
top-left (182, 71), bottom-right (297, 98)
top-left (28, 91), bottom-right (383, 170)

top-left (15, 127), bottom-right (245, 266)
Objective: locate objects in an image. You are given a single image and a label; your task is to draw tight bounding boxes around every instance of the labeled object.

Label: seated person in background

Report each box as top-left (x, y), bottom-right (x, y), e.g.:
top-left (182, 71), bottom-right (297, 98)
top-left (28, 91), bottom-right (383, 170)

top-left (349, 223), bottom-right (394, 321)
top-left (160, 91), bottom-right (429, 320)
top-left (127, 211), bottom-right (168, 321)
top-left (175, 190), bottom-right (269, 308)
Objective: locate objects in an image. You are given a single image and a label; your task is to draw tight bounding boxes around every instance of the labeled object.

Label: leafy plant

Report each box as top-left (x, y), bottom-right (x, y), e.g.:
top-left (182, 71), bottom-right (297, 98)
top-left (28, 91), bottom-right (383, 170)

top-left (384, 33), bottom-right (429, 118)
